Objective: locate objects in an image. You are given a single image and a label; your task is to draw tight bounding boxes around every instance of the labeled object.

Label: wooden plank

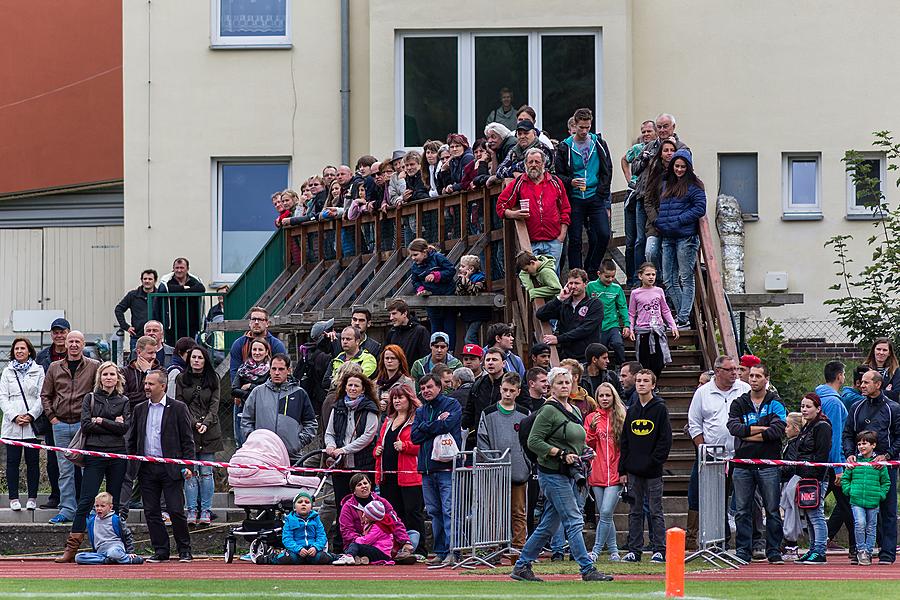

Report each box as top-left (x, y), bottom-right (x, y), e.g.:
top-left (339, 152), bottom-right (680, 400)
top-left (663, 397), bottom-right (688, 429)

top-left (389, 295), bottom-right (504, 308)
top-left (294, 261), bottom-right (341, 313)
top-left (329, 253), bottom-right (379, 309)
top-left (512, 220), bottom-right (559, 366)
top-left (253, 266), bottom-right (296, 313)
top-left (357, 251), bottom-right (401, 304)
top-left (280, 262), bottom-right (326, 315)
top-left (698, 216), bottom-right (738, 359)
top-left (317, 255), bottom-right (363, 309)
top-left (262, 265), bottom-right (307, 314)
top-left (693, 261), bottom-right (716, 369)
top-left (728, 293), bottom-right (805, 309)
top-left (365, 251), bottom-right (416, 304)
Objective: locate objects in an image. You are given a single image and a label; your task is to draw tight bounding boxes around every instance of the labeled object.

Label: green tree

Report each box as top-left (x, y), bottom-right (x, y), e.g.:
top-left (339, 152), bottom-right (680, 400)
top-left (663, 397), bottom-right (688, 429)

top-left (747, 318), bottom-right (801, 410)
top-left (825, 131), bottom-right (900, 348)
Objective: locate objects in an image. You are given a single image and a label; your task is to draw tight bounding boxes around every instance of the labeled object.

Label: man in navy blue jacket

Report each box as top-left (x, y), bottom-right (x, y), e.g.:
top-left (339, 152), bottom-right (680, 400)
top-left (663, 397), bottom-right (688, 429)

top-left (411, 373), bottom-right (461, 566)
top-left (228, 306), bottom-right (287, 379)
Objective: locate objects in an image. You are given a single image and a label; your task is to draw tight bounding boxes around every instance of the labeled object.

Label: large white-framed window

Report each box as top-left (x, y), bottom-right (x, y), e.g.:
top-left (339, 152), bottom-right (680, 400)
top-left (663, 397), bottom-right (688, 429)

top-left (846, 152), bottom-right (886, 218)
top-left (782, 153), bottom-right (821, 219)
top-left (210, 0), bottom-right (291, 49)
top-left (396, 30), bottom-right (602, 148)
top-left (213, 158), bottom-right (290, 281)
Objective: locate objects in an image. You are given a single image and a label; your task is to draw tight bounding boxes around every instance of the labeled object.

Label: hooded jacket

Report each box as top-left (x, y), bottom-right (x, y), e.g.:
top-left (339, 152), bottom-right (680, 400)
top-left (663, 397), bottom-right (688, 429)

top-left (535, 294), bottom-right (603, 361)
top-left (655, 149), bottom-right (707, 239)
top-left (840, 385), bottom-right (864, 414)
top-left (584, 407), bottom-right (622, 487)
top-left (410, 393), bottom-right (462, 474)
top-left (726, 390), bottom-right (786, 467)
top-left (518, 255), bottom-right (562, 300)
top-left (555, 132), bottom-right (613, 203)
top-left (619, 394), bottom-right (672, 478)
top-left (338, 491), bottom-right (410, 554)
top-left (241, 379), bottom-right (318, 460)
top-left (448, 149), bottom-right (475, 192)
top-left (409, 248), bottom-right (456, 296)
top-left (384, 318), bottom-right (431, 367)
top-left (815, 383), bottom-right (849, 473)
top-left (842, 392), bottom-right (900, 461)
top-left (282, 509), bottom-right (328, 553)
top-left (842, 456), bottom-right (891, 509)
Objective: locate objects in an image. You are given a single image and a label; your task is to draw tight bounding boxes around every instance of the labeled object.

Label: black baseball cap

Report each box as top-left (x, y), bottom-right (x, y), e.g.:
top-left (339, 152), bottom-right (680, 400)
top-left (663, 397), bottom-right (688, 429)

top-left (530, 343), bottom-right (551, 357)
top-left (50, 318), bottom-right (71, 331)
top-left (515, 120), bottom-right (539, 133)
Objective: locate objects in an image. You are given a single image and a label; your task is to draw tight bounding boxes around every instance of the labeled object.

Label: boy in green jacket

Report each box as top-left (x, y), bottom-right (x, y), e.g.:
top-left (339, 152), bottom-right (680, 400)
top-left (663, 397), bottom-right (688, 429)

top-left (516, 251), bottom-right (561, 300)
top-left (843, 430), bottom-right (891, 565)
top-left (585, 259), bottom-right (630, 366)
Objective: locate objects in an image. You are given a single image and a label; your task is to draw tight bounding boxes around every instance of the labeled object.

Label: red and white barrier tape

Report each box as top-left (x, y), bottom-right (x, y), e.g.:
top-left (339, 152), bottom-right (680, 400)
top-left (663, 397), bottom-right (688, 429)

top-left (729, 458), bottom-right (900, 468)
top-left (0, 438), bottom-right (420, 476)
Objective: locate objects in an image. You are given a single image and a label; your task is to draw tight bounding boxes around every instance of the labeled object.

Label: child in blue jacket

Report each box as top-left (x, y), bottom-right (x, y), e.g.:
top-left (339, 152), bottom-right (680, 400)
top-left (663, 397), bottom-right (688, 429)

top-left (75, 492), bottom-right (143, 565)
top-left (408, 238), bottom-right (458, 350)
top-left (256, 491), bottom-right (333, 565)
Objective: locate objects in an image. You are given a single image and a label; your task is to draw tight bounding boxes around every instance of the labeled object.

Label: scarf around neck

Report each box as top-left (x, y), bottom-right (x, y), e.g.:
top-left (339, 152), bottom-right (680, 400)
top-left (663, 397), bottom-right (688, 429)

top-left (11, 359), bottom-right (34, 375)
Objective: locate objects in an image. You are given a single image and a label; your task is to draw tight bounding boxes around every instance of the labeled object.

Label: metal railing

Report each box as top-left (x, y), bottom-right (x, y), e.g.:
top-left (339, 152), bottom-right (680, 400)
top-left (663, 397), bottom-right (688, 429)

top-left (446, 449), bottom-right (513, 569)
top-left (685, 444), bottom-right (744, 569)
top-left (147, 292), bottom-right (227, 357)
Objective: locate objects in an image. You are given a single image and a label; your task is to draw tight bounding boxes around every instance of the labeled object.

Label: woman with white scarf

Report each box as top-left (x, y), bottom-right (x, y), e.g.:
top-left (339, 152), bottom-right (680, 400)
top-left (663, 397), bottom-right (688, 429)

top-left (0, 337), bottom-right (46, 511)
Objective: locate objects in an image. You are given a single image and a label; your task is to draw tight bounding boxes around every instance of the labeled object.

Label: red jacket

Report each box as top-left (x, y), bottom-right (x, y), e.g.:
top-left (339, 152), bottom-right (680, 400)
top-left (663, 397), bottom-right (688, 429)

top-left (584, 408), bottom-right (621, 487)
top-left (496, 174), bottom-right (571, 242)
top-left (374, 414), bottom-right (422, 487)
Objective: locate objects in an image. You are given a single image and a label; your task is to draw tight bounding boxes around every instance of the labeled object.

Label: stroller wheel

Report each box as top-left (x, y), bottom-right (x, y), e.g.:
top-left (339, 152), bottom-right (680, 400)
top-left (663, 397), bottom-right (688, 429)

top-left (224, 536), bottom-right (236, 564)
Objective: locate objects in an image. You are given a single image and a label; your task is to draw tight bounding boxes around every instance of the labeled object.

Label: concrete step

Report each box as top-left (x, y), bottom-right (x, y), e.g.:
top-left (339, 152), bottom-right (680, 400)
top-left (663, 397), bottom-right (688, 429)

top-left (0, 492), bottom-right (236, 510)
top-left (0, 523), bottom-right (229, 555)
top-left (0, 507), bottom-right (246, 524)
top-left (625, 348), bottom-right (703, 367)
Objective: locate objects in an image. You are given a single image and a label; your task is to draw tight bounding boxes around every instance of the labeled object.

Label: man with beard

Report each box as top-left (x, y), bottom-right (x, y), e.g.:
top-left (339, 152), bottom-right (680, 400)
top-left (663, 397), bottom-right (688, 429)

top-left (497, 148), bottom-right (571, 266)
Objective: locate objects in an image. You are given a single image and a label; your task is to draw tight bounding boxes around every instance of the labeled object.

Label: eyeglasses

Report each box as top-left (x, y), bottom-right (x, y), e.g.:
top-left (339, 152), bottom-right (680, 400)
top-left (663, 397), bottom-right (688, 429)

top-left (715, 367), bottom-right (737, 372)
top-left (249, 317), bottom-right (267, 323)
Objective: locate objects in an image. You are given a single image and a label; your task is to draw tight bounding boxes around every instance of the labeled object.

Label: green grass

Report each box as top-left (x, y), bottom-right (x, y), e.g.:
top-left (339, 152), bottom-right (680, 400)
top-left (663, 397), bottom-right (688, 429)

top-left (465, 555), bottom-right (710, 576)
top-left (0, 578), bottom-right (897, 600)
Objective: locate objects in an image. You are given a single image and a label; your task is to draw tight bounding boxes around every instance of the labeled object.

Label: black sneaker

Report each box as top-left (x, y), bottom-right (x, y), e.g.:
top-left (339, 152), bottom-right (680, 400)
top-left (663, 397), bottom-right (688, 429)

top-left (581, 568), bottom-right (614, 582)
top-left (550, 552), bottom-right (565, 562)
top-left (768, 554), bottom-right (784, 565)
top-left (39, 499), bottom-right (60, 510)
top-left (849, 552), bottom-right (859, 565)
top-left (179, 552), bottom-right (193, 563)
top-left (620, 552), bottom-right (640, 563)
top-left (146, 554), bottom-right (169, 563)
top-left (510, 564), bottom-right (543, 582)
top-left (798, 551), bottom-right (825, 564)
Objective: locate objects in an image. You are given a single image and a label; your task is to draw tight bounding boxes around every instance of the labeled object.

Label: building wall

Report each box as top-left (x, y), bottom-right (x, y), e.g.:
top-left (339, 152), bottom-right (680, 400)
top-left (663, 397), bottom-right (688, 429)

top-left (0, 0), bottom-right (122, 194)
top-left (123, 0), bottom-right (898, 332)
top-left (632, 0), bottom-right (900, 323)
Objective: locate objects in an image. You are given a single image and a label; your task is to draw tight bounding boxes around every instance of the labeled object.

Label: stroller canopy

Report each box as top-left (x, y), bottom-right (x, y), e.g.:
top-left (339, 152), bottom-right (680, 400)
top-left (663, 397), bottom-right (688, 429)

top-left (228, 429), bottom-right (318, 489)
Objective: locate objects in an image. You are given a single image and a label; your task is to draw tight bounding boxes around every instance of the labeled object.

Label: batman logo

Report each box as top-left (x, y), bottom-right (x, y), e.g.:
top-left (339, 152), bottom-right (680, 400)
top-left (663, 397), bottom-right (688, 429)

top-left (631, 419), bottom-right (654, 436)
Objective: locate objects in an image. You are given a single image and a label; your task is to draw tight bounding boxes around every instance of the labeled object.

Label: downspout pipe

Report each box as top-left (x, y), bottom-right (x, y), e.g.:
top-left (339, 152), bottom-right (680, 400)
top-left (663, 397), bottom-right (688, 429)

top-left (340, 0), bottom-right (350, 165)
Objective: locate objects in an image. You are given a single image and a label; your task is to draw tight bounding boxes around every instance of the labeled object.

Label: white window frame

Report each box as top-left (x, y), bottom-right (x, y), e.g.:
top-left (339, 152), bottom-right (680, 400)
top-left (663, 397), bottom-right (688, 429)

top-left (395, 29), bottom-right (603, 149)
top-left (212, 157), bottom-right (291, 282)
top-left (846, 152), bottom-right (886, 217)
top-left (782, 153), bottom-right (822, 218)
top-left (210, 0), bottom-right (292, 49)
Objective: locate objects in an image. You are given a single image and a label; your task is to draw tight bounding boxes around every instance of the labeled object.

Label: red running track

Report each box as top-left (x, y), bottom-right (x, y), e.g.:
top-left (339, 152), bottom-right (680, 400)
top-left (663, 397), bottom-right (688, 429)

top-left (0, 556), bottom-right (897, 581)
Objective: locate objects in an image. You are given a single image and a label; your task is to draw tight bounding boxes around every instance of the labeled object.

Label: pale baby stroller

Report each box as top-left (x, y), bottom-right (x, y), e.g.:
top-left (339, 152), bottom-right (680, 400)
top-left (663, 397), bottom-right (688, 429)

top-left (224, 429), bottom-right (329, 563)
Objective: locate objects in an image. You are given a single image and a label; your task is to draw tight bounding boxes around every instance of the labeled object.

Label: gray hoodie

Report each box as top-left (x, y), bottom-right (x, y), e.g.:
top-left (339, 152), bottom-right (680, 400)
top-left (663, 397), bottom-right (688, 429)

top-left (477, 403), bottom-right (531, 484)
top-left (241, 379), bottom-right (318, 460)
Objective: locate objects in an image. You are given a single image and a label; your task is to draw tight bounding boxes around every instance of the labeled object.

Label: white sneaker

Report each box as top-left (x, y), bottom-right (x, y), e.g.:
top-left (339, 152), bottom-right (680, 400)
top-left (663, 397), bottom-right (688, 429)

top-left (588, 551), bottom-right (598, 562)
top-left (25, 499), bottom-right (36, 510)
top-left (9, 499), bottom-right (21, 511)
top-left (332, 554), bottom-right (355, 565)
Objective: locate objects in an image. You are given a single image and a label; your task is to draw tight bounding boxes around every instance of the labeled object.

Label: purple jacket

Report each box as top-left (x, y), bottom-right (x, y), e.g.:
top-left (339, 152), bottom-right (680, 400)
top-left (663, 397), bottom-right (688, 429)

top-left (338, 492), bottom-right (410, 552)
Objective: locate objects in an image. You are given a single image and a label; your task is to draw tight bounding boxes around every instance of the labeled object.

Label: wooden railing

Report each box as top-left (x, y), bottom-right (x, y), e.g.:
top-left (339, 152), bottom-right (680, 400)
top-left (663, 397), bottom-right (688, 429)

top-left (693, 216), bottom-right (739, 367)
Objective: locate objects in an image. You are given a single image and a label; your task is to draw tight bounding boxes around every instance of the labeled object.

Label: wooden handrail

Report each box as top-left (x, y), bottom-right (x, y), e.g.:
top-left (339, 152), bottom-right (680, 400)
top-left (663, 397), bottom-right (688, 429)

top-left (697, 215), bottom-right (739, 362)
top-left (511, 220), bottom-right (560, 367)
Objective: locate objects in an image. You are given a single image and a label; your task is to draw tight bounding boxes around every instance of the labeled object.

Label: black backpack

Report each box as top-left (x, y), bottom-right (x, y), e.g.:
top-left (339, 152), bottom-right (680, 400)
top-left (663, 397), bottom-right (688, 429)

top-left (518, 401), bottom-right (576, 464)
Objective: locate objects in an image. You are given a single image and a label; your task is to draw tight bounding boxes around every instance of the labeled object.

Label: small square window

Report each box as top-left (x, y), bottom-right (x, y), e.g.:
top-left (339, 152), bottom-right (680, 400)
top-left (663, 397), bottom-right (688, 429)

top-left (847, 154), bottom-right (886, 218)
top-left (718, 153), bottom-right (758, 216)
top-left (211, 0), bottom-right (290, 49)
top-left (782, 153), bottom-right (821, 219)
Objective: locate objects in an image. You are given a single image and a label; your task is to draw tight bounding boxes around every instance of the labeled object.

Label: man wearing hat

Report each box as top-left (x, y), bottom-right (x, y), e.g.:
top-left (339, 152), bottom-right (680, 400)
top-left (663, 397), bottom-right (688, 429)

top-left (554, 107), bottom-right (613, 276)
top-left (410, 332), bottom-right (461, 392)
top-left (530, 343), bottom-right (552, 369)
top-left (738, 354), bottom-right (761, 384)
top-left (496, 120), bottom-right (554, 180)
top-left (460, 343), bottom-right (484, 379)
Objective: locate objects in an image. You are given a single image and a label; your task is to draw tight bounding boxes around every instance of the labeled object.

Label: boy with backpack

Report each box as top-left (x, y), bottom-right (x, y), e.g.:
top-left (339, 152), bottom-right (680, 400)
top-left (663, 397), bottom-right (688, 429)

top-left (74, 492), bottom-right (143, 565)
top-left (477, 372), bottom-right (531, 548)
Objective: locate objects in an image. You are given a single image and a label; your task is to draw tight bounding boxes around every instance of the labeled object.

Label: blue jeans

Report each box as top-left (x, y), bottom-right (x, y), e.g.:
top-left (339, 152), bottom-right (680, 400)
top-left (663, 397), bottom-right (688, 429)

top-left (661, 234), bottom-right (700, 322)
top-left (531, 239), bottom-right (563, 272)
top-left (624, 196), bottom-right (647, 286)
top-left (568, 195), bottom-right (611, 276)
top-left (592, 485), bottom-right (621, 555)
top-left (463, 321), bottom-right (482, 345)
top-left (53, 422), bottom-right (81, 519)
top-left (731, 467), bottom-right (783, 559)
top-left (600, 328), bottom-right (626, 367)
top-left (75, 542), bottom-right (139, 564)
top-left (549, 482), bottom-right (587, 553)
top-left (517, 472), bottom-right (593, 574)
top-left (184, 452), bottom-right (215, 513)
top-left (233, 404), bottom-right (244, 448)
top-left (645, 235), bottom-right (660, 272)
top-left (422, 471), bottom-right (453, 557)
top-left (852, 505), bottom-right (879, 554)
top-left (879, 468), bottom-right (897, 562)
top-left (426, 307), bottom-right (456, 352)
top-left (801, 481), bottom-right (829, 555)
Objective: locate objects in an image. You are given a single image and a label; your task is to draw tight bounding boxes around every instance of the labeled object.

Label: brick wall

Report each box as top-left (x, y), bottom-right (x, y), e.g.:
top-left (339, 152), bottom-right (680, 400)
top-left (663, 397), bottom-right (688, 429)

top-left (785, 337), bottom-right (865, 362)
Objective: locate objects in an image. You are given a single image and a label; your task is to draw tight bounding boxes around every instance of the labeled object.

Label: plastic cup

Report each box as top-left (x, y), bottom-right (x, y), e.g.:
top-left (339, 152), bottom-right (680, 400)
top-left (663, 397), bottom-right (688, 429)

top-left (520, 198), bottom-right (530, 213)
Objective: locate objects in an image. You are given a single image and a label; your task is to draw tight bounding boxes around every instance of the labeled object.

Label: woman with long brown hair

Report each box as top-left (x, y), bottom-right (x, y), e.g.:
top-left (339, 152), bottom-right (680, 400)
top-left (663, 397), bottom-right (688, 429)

top-left (374, 344), bottom-right (414, 395)
top-left (585, 382), bottom-right (627, 562)
top-left (864, 338), bottom-right (900, 400)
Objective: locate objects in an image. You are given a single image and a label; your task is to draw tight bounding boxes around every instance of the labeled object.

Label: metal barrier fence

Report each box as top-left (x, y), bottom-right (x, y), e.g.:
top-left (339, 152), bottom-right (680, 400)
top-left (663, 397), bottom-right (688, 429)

top-left (145, 292), bottom-right (226, 364)
top-left (685, 444), bottom-right (745, 569)
top-left (446, 449), bottom-right (512, 569)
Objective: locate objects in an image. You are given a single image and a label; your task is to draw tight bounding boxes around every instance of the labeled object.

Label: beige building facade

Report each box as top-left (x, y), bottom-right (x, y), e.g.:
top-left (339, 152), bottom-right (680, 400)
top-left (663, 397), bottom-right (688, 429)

top-left (122, 0), bottom-right (900, 339)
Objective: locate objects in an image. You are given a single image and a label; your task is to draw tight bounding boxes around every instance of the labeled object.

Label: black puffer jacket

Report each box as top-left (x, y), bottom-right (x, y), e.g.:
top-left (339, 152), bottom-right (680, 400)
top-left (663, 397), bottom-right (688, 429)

top-left (80, 390), bottom-right (130, 452)
top-left (174, 372), bottom-right (224, 454)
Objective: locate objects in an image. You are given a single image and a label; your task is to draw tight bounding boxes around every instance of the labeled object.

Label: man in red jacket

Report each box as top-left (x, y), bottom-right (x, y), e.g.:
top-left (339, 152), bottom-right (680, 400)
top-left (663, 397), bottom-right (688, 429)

top-left (497, 148), bottom-right (570, 266)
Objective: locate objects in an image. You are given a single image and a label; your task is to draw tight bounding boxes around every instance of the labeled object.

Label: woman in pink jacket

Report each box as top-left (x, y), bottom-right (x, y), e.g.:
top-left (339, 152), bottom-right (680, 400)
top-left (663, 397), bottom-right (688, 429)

top-left (333, 500), bottom-right (398, 565)
top-left (584, 382), bottom-right (627, 561)
top-left (337, 473), bottom-right (417, 563)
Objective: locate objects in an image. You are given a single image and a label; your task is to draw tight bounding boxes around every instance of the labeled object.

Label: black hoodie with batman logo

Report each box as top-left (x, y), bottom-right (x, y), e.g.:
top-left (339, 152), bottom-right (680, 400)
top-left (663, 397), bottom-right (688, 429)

top-left (619, 393), bottom-right (672, 479)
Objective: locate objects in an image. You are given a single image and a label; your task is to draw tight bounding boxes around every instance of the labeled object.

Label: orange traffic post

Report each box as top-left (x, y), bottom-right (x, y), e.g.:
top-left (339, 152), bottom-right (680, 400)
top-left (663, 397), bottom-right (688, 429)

top-left (665, 527), bottom-right (685, 597)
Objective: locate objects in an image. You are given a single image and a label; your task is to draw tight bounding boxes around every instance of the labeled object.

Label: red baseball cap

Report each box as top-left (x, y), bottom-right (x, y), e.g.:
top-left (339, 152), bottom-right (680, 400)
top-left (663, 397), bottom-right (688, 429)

top-left (739, 354), bottom-right (761, 368)
top-left (461, 344), bottom-right (484, 358)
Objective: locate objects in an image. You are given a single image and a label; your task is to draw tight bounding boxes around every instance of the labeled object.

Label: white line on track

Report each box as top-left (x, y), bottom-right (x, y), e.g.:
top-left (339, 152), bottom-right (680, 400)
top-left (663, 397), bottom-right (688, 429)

top-left (0, 592), bottom-right (722, 600)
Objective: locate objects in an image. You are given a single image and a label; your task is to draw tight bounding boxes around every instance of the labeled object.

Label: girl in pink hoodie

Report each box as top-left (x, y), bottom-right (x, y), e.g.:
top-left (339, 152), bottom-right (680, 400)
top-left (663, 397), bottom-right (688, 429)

top-left (585, 382), bottom-right (627, 561)
top-left (332, 500), bottom-right (396, 565)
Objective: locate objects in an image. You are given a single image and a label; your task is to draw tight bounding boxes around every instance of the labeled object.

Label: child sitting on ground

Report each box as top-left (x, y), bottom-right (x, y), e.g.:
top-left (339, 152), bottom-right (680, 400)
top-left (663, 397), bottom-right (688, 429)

top-left (842, 430), bottom-right (891, 566)
top-left (332, 501), bottom-right (396, 565)
top-left (455, 254), bottom-right (489, 345)
top-left (516, 250), bottom-right (561, 300)
top-left (586, 259), bottom-right (631, 367)
top-left (74, 492), bottom-right (143, 565)
top-left (255, 491), bottom-right (334, 565)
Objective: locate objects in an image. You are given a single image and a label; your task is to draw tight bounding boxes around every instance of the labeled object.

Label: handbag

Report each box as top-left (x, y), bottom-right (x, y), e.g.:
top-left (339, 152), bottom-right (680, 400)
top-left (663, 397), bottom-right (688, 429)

top-left (795, 478), bottom-right (821, 510)
top-left (431, 432), bottom-right (459, 462)
top-left (64, 394), bottom-right (96, 468)
top-left (14, 371), bottom-right (50, 438)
